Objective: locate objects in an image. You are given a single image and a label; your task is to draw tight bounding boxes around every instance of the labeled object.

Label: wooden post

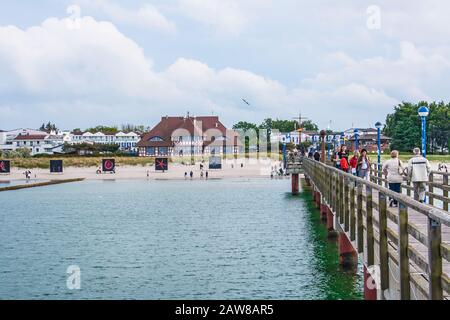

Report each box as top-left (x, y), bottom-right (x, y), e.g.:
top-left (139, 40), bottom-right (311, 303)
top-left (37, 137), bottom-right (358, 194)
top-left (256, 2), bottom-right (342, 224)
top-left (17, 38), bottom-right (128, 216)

top-left (429, 174), bottom-right (434, 206)
top-left (378, 192), bottom-right (389, 296)
top-left (366, 186), bottom-right (374, 267)
top-left (291, 173), bottom-right (299, 195)
top-left (443, 175), bottom-right (448, 211)
top-left (398, 202), bottom-right (410, 300)
top-left (339, 174), bottom-right (345, 224)
top-left (427, 217), bottom-right (442, 300)
top-left (350, 184), bottom-right (356, 241)
top-left (320, 130), bottom-right (326, 164)
top-left (357, 183), bottom-right (364, 253)
top-left (344, 178), bottom-right (350, 231)
top-left (406, 180), bottom-right (411, 197)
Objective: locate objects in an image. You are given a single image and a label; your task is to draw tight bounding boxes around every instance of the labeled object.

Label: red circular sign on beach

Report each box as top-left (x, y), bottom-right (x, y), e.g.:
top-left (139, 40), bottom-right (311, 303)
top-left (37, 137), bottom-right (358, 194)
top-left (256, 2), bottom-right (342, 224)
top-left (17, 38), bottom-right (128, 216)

top-left (102, 159), bottom-right (115, 172)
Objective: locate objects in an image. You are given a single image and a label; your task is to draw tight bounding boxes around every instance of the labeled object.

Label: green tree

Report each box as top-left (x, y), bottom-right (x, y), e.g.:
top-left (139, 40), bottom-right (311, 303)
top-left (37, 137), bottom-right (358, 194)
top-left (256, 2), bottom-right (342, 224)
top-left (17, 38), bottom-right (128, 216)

top-left (39, 122), bottom-right (58, 133)
top-left (384, 101), bottom-right (449, 154)
top-left (85, 125), bottom-right (119, 135)
top-left (232, 121), bottom-right (258, 132)
top-left (301, 120), bottom-right (319, 132)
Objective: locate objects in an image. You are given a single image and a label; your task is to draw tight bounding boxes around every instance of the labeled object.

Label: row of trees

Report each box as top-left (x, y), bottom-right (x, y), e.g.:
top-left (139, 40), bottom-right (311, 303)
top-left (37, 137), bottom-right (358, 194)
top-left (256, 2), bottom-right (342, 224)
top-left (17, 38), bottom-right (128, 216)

top-left (233, 118), bottom-right (319, 134)
top-left (384, 102), bottom-right (449, 153)
top-left (39, 122), bottom-right (58, 133)
top-left (0, 148), bottom-right (32, 159)
top-left (39, 123), bottom-right (147, 134)
top-left (62, 143), bottom-right (120, 155)
top-left (232, 118), bottom-right (319, 153)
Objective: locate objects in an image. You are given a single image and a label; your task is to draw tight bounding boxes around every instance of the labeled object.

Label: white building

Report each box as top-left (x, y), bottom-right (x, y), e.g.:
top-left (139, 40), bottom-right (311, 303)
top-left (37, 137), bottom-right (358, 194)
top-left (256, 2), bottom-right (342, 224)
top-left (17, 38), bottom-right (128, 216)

top-left (71, 131), bottom-right (140, 151)
top-left (0, 129), bottom-right (48, 153)
top-left (271, 130), bottom-right (319, 145)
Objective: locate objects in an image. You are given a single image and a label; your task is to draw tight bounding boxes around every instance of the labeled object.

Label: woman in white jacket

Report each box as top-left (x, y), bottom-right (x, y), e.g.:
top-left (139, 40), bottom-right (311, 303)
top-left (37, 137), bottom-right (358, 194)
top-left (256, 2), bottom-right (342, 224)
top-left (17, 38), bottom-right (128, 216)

top-left (382, 150), bottom-right (404, 207)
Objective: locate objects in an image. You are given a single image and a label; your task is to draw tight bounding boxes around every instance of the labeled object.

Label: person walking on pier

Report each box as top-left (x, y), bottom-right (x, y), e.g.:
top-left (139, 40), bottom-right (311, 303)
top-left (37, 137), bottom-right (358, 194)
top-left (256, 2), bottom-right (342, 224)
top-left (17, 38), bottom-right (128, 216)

top-left (357, 149), bottom-right (371, 180)
top-left (407, 148), bottom-right (431, 203)
top-left (382, 150), bottom-right (404, 207)
top-left (313, 150), bottom-right (321, 162)
top-left (340, 156), bottom-right (349, 173)
top-left (349, 150), bottom-right (359, 176)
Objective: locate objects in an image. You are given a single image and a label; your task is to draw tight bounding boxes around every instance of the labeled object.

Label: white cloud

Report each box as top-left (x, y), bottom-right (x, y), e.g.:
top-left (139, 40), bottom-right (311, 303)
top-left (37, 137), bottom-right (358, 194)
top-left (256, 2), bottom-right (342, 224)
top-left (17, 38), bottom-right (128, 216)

top-left (76, 0), bottom-right (176, 33)
top-left (177, 0), bottom-right (248, 36)
top-left (0, 12), bottom-right (449, 130)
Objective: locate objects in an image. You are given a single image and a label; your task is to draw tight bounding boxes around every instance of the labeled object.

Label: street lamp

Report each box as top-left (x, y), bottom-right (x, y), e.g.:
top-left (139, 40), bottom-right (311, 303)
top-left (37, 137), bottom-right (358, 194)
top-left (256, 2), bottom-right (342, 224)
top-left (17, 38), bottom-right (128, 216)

top-left (354, 128), bottom-right (360, 151)
top-left (283, 133), bottom-right (290, 169)
top-left (418, 106), bottom-right (429, 158)
top-left (375, 121), bottom-right (383, 185)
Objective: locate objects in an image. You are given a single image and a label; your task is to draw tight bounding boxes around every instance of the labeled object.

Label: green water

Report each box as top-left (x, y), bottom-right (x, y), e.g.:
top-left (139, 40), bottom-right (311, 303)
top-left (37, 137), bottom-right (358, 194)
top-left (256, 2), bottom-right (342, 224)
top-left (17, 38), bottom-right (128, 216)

top-left (0, 179), bottom-right (363, 299)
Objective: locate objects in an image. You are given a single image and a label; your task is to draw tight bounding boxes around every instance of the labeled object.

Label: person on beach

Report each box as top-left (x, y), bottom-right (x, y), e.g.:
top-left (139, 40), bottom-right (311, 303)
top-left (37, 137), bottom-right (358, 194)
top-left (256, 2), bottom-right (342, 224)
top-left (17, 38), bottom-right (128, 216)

top-left (190, 171), bottom-right (193, 179)
top-left (200, 171), bottom-right (204, 179)
top-left (382, 150), bottom-right (404, 207)
top-left (349, 150), bottom-right (359, 176)
top-left (205, 171), bottom-right (209, 180)
top-left (407, 148), bottom-right (431, 203)
top-left (146, 170), bottom-right (149, 178)
top-left (357, 149), bottom-right (371, 180)
top-left (184, 172), bottom-right (188, 180)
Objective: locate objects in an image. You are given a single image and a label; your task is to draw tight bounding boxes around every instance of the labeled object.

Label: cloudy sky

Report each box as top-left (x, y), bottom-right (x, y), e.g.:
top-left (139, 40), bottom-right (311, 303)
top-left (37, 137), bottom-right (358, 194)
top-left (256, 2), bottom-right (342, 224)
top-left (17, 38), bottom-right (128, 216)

top-left (0, 0), bottom-right (449, 130)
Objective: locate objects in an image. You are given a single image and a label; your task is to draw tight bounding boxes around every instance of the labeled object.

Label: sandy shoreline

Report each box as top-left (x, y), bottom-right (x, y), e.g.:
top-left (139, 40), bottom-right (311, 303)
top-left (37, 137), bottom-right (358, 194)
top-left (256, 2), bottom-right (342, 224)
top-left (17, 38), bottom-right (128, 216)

top-left (0, 160), bottom-right (282, 182)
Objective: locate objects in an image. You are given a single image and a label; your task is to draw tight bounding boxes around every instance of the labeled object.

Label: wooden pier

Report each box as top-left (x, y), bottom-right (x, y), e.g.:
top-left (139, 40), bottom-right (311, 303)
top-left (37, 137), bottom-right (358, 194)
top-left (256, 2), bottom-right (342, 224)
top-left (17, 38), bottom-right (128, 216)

top-left (296, 157), bottom-right (450, 300)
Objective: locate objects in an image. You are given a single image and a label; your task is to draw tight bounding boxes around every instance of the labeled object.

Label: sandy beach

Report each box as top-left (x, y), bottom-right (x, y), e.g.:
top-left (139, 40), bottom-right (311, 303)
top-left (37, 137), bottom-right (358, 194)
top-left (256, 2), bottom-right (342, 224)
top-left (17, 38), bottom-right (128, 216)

top-left (0, 159), bottom-right (282, 182)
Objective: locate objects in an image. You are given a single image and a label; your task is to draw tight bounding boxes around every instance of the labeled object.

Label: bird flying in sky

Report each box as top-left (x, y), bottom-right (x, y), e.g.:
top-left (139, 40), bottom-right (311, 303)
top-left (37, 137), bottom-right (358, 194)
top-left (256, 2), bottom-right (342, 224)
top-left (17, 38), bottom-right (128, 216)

top-left (242, 98), bottom-right (250, 106)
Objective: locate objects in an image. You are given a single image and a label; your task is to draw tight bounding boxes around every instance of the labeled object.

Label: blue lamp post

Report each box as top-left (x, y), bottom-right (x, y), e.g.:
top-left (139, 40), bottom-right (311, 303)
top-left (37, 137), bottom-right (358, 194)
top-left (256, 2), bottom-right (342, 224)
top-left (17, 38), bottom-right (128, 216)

top-left (375, 122), bottom-right (382, 165)
top-left (375, 122), bottom-right (383, 184)
top-left (354, 129), bottom-right (360, 151)
top-left (327, 134), bottom-right (330, 159)
top-left (283, 133), bottom-right (291, 169)
top-left (418, 106), bottom-right (430, 158)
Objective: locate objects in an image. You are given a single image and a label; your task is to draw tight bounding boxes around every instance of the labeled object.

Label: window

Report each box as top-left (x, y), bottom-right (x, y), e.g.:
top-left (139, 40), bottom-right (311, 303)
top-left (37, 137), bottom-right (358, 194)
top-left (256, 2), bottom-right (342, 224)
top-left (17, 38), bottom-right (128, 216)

top-left (159, 147), bottom-right (168, 155)
top-left (149, 136), bottom-right (164, 142)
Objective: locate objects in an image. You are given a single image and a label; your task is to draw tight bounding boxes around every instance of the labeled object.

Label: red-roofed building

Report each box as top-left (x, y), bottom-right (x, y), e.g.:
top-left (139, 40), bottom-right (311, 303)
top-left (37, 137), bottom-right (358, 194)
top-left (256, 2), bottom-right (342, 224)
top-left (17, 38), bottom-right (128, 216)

top-left (13, 134), bottom-right (48, 155)
top-left (137, 116), bottom-right (242, 157)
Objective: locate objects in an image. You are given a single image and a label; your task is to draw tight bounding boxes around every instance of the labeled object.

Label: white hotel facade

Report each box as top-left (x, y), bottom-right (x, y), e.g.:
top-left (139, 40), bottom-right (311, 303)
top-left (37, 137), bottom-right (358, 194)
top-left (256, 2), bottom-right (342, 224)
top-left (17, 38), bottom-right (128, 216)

top-left (0, 129), bottom-right (141, 155)
top-left (71, 131), bottom-right (140, 151)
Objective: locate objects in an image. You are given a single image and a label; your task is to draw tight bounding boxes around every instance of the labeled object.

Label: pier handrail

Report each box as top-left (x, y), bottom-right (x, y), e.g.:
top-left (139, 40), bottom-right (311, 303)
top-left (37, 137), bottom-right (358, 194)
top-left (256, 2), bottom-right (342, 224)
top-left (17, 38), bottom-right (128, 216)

top-left (369, 163), bottom-right (449, 212)
top-left (302, 157), bottom-right (450, 300)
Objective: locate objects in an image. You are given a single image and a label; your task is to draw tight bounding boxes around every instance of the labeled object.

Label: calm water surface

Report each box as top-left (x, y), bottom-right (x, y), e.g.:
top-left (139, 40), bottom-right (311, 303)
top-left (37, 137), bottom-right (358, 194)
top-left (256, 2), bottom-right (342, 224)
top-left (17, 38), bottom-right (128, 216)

top-left (0, 179), bottom-right (363, 299)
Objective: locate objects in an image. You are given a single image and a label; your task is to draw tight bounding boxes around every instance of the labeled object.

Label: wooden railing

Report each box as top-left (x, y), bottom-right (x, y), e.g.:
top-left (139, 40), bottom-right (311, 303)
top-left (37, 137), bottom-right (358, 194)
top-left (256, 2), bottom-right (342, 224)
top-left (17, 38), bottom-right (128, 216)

top-left (303, 158), bottom-right (450, 300)
top-left (369, 163), bottom-right (449, 212)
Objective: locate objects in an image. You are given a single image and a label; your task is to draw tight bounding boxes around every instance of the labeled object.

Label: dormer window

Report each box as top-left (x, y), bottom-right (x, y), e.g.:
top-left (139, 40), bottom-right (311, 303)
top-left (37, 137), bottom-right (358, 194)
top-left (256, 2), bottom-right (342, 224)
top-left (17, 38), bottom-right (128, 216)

top-left (149, 136), bottom-right (164, 142)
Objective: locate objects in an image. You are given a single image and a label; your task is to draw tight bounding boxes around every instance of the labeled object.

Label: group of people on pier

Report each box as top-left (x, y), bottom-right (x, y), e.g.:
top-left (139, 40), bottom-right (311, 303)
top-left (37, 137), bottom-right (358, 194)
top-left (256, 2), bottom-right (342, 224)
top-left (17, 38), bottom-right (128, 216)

top-left (330, 145), bottom-right (431, 206)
